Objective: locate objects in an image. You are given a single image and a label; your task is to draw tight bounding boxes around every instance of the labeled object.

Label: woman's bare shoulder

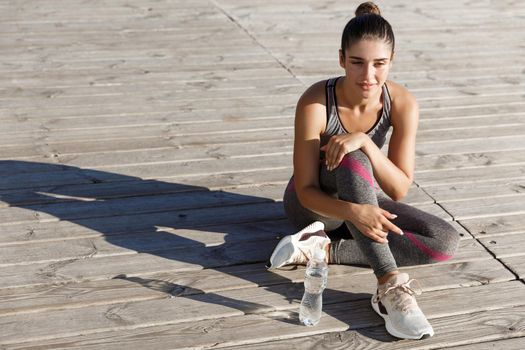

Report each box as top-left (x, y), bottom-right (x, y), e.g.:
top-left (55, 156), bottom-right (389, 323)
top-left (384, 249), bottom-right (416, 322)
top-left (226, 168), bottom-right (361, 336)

top-left (295, 80), bottom-right (329, 134)
top-left (386, 80), bottom-right (418, 124)
top-left (385, 80), bottom-right (417, 107)
top-left (298, 80), bottom-right (327, 107)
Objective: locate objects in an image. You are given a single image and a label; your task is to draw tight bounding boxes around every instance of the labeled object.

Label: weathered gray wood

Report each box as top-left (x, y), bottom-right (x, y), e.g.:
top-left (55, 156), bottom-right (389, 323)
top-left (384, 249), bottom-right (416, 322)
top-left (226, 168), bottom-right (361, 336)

top-left (5, 122), bottom-right (525, 163)
top-left (441, 195), bottom-right (525, 220)
top-left (0, 197), bottom-right (452, 251)
top-left (459, 214), bottom-right (525, 238)
top-left (0, 184), bottom-right (438, 226)
top-left (439, 338), bottom-right (525, 350)
top-left (501, 256), bottom-right (525, 279)
top-left (0, 200), bottom-right (285, 244)
top-left (0, 177), bottom-right (430, 209)
top-left (0, 200), bottom-right (458, 267)
top-left (0, 257), bottom-right (510, 317)
top-left (220, 307), bottom-right (525, 350)
top-left (415, 164), bottom-right (525, 187)
top-left (478, 233), bottom-right (525, 258)
top-left (0, 238), bottom-right (492, 290)
top-left (422, 178), bottom-right (525, 203)
top-left (2, 284), bottom-right (523, 349)
top-left (2, 154), bottom-right (522, 195)
top-left (2, 0), bottom-right (524, 348)
top-left (0, 188), bottom-right (275, 225)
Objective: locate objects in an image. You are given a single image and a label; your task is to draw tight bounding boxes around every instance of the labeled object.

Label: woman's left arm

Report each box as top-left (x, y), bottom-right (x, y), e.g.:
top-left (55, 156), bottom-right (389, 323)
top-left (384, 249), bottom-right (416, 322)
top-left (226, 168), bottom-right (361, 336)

top-left (362, 88), bottom-right (419, 200)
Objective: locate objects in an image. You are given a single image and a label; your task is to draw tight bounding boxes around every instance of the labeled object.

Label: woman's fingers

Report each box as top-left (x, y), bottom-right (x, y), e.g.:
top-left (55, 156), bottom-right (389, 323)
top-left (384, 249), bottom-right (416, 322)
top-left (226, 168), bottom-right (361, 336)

top-left (322, 137), bottom-right (339, 171)
top-left (381, 210), bottom-right (404, 235)
top-left (324, 143), bottom-right (345, 171)
top-left (363, 228), bottom-right (389, 244)
top-left (384, 220), bottom-right (404, 236)
top-left (372, 230), bottom-right (389, 244)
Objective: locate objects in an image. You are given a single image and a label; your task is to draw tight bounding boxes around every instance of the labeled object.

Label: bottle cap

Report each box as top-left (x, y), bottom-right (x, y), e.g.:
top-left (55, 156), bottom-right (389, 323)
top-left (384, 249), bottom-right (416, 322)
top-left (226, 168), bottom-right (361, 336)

top-left (313, 248), bottom-right (326, 261)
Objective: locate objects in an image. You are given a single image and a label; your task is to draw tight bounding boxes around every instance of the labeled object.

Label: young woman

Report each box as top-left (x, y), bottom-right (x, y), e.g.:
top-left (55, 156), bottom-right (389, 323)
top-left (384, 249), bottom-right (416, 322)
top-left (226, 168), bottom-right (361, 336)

top-left (268, 2), bottom-right (460, 340)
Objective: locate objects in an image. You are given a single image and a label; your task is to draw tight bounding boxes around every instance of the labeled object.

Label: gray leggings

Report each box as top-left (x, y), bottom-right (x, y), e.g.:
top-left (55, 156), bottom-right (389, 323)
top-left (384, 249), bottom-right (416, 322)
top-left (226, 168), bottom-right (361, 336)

top-left (283, 150), bottom-right (460, 277)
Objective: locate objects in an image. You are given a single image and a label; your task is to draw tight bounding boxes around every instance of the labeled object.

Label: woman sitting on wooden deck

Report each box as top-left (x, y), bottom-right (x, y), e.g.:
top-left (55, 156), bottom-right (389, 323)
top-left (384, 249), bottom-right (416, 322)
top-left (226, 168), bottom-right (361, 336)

top-left (268, 1), bottom-right (460, 340)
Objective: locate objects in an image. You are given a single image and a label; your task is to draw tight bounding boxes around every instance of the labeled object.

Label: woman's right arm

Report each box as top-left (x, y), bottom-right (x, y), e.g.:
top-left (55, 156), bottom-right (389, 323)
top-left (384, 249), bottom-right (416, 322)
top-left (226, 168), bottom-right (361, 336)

top-left (293, 84), bottom-right (402, 243)
top-left (293, 83), bottom-right (357, 221)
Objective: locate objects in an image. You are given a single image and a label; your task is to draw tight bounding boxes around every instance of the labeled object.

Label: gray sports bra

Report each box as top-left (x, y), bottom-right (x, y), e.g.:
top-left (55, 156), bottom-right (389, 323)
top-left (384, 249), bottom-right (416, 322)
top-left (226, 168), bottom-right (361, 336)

top-left (320, 76), bottom-right (392, 154)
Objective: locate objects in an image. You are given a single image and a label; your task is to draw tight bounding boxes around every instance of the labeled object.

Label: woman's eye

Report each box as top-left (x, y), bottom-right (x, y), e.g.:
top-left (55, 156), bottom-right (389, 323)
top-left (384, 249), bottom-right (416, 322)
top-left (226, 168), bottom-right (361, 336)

top-left (351, 61), bottom-right (362, 65)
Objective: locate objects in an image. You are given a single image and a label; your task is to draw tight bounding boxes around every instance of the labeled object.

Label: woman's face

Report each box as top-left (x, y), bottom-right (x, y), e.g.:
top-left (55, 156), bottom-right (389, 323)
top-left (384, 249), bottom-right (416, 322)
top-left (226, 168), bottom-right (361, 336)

top-left (339, 39), bottom-right (393, 99)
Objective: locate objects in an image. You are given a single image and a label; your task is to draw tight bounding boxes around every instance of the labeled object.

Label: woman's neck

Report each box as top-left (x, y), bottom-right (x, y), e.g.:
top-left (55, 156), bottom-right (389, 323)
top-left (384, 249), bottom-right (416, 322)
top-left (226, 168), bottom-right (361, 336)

top-left (337, 77), bottom-right (382, 113)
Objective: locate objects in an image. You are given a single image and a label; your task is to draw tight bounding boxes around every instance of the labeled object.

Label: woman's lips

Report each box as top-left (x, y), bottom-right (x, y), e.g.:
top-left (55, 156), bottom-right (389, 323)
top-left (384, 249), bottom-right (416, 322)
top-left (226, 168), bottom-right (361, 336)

top-left (358, 83), bottom-right (375, 90)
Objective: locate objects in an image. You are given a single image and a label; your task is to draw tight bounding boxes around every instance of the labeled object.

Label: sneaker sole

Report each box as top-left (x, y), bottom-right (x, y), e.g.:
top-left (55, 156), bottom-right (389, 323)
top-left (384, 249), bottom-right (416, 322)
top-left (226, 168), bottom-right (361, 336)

top-left (371, 295), bottom-right (434, 340)
top-left (267, 235), bottom-right (294, 269)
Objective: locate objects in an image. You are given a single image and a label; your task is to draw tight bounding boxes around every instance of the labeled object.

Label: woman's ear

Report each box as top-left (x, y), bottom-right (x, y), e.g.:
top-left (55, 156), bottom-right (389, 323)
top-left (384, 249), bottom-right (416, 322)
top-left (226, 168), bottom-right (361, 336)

top-left (339, 49), bottom-right (345, 69)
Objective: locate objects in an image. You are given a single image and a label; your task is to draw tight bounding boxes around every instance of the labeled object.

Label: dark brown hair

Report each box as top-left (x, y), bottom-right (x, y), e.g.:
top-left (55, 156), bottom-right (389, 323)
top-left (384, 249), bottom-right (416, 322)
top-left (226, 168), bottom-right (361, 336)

top-left (341, 2), bottom-right (395, 56)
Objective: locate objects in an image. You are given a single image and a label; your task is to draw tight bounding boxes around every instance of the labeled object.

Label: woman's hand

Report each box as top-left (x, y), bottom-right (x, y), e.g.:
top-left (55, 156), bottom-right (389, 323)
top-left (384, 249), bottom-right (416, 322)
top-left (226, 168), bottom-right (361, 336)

top-left (348, 203), bottom-right (404, 244)
top-left (320, 133), bottom-right (366, 171)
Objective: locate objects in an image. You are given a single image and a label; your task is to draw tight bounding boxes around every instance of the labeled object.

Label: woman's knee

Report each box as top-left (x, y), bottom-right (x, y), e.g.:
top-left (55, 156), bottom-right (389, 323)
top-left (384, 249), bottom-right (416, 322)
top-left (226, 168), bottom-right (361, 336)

top-left (442, 222), bottom-right (461, 256)
top-left (428, 220), bottom-right (461, 260)
top-left (337, 150), bottom-right (375, 187)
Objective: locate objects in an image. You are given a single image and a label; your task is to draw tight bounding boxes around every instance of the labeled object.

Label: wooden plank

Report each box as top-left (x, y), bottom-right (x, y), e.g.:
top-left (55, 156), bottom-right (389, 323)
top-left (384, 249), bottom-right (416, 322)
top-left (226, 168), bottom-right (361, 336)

top-left (0, 179), bottom-right (213, 207)
top-left (0, 186), bottom-right (467, 247)
top-left (2, 153), bottom-right (522, 195)
top-left (0, 196), bottom-right (453, 246)
top-left (439, 338), bottom-right (525, 350)
top-left (501, 256), bottom-right (525, 279)
top-left (0, 257), bottom-right (510, 317)
top-left (422, 178), bottom-right (525, 203)
top-left (0, 188), bottom-right (274, 225)
top-left (22, 134), bottom-right (523, 172)
top-left (459, 214), bottom-right (525, 238)
top-left (3, 71), bottom-right (524, 109)
top-left (0, 177), bottom-right (431, 208)
top-left (0, 98), bottom-right (523, 140)
top-left (1, 96), bottom-right (520, 128)
top-left (0, 200), bottom-right (465, 267)
top-left (2, 283), bottom-right (523, 348)
top-left (0, 200), bottom-right (285, 245)
top-left (111, 254), bottom-right (512, 297)
top-left (478, 233), bottom-right (525, 258)
top-left (414, 135), bottom-right (525, 156)
top-left (0, 156), bottom-right (292, 190)
top-left (441, 195), bottom-right (525, 220)
top-left (2, 148), bottom-right (522, 199)
top-left (415, 164), bottom-right (525, 187)
top-left (0, 238), bottom-right (492, 290)
top-left (220, 307), bottom-right (525, 350)
top-left (2, 91), bottom-right (522, 118)
top-left (2, 76), bottom-right (522, 103)
top-left (4, 121), bottom-right (525, 161)
top-left (416, 124), bottom-right (525, 143)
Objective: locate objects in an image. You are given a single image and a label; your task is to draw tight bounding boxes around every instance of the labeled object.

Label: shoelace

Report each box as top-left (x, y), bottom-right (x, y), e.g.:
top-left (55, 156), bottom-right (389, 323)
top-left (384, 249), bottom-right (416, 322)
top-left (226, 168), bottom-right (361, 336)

top-left (373, 279), bottom-right (423, 312)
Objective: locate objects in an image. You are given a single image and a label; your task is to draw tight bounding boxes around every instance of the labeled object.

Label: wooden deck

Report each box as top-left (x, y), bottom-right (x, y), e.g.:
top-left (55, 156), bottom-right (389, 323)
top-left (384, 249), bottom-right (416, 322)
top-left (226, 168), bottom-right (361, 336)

top-left (1, 0), bottom-right (524, 348)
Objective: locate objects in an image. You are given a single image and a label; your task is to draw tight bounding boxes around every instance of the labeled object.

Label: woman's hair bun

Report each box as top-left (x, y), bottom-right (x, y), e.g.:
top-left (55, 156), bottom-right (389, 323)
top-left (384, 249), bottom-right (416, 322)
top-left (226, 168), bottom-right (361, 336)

top-left (355, 2), bottom-right (381, 16)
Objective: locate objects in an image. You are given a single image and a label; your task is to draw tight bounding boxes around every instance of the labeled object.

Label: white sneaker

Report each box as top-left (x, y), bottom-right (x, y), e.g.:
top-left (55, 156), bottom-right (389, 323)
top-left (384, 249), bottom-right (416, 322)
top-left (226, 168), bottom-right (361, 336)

top-left (267, 221), bottom-right (330, 269)
top-left (371, 273), bottom-right (434, 340)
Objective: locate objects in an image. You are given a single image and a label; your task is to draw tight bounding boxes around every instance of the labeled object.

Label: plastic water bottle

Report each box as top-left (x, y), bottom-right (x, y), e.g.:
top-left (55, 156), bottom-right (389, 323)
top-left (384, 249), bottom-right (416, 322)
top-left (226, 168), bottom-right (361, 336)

top-left (299, 248), bottom-right (328, 326)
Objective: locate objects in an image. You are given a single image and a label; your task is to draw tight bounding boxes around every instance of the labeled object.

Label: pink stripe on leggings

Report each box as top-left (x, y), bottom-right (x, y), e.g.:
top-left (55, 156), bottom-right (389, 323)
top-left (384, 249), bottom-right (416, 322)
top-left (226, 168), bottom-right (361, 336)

top-left (404, 231), bottom-right (452, 262)
top-left (340, 156), bottom-right (374, 187)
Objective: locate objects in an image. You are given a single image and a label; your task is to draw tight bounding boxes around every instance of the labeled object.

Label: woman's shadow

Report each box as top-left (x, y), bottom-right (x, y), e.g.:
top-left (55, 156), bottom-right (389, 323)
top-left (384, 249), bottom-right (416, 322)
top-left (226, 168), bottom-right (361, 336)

top-left (0, 160), bottom-right (387, 340)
